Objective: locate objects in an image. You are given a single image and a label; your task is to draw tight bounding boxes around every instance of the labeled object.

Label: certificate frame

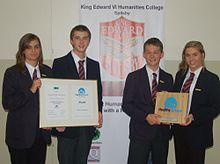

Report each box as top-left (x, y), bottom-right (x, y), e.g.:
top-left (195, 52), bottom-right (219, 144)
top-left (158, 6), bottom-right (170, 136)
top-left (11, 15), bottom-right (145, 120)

top-left (39, 78), bottom-right (99, 128)
top-left (154, 92), bottom-right (188, 124)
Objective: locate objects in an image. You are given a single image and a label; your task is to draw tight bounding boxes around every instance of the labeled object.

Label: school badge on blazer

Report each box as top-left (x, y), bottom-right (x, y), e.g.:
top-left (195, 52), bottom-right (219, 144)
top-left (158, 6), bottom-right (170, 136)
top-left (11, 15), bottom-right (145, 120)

top-left (41, 74), bottom-right (47, 77)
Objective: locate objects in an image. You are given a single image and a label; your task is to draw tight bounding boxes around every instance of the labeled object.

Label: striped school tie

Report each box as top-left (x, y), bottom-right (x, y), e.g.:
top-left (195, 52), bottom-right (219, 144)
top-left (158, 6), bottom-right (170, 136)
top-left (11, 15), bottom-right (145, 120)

top-left (151, 73), bottom-right (158, 104)
top-left (181, 72), bottom-right (195, 93)
top-left (32, 69), bottom-right (37, 80)
top-left (78, 60), bottom-right (85, 80)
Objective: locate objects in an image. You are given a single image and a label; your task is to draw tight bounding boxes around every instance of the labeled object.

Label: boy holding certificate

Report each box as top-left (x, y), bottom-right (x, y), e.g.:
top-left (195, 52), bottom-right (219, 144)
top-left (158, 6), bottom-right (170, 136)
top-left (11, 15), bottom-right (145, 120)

top-left (52, 25), bottom-right (103, 164)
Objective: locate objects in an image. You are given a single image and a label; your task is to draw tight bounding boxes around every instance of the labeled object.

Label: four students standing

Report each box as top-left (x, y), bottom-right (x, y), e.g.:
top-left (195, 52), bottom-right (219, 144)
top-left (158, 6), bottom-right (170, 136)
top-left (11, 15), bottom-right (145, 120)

top-left (2, 27), bottom-right (220, 164)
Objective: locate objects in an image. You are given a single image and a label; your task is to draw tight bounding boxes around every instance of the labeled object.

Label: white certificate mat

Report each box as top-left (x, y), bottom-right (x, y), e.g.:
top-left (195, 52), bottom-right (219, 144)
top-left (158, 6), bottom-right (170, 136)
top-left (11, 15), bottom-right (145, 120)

top-left (39, 78), bottom-right (99, 128)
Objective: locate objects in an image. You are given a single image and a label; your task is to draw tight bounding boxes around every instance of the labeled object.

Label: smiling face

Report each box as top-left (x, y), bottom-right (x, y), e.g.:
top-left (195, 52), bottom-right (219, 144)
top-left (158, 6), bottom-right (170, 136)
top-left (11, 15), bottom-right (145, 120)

top-left (184, 47), bottom-right (204, 72)
top-left (70, 31), bottom-right (90, 59)
top-left (24, 39), bottom-right (41, 66)
top-left (143, 44), bottom-right (164, 71)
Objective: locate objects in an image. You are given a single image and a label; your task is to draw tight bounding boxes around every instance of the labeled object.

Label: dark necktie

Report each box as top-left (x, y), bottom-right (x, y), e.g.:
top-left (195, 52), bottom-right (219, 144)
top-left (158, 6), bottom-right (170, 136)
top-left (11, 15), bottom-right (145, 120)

top-left (181, 72), bottom-right (195, 93)
top-left (151, 73), bottom-right (158, 103)
top-left (78, 60), bottom-right (85, 80)
top-left (32, 69), bottom-right (37, 80)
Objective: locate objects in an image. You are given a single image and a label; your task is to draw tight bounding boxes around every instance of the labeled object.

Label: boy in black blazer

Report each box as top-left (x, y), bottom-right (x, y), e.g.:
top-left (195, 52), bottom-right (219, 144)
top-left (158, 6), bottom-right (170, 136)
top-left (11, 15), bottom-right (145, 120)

top-left (52, 25), bottom-right (103, 164)
top-left (122, 38), bottom-right (173, 164)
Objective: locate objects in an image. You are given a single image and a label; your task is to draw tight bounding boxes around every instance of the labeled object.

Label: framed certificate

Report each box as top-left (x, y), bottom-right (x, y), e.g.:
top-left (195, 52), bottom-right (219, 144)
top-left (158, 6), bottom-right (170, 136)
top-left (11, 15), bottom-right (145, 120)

top-left (154, 92), bottom-right (189, 124)
top-left (39, 78), bottom-right (99, 128)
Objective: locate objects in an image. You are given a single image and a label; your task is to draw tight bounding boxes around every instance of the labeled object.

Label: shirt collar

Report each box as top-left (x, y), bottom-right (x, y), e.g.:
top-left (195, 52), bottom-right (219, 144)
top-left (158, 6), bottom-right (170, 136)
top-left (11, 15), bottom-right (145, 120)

top-left (71, 50), bottom-right (87, 63)
top-left (25, 62), bottom-right (40, 78)
top-left (25, 62), bottom-right (39, 71)
top-left (186, 66), bottom-right (203, 78)
top-left (145, 65), bottom-right (159, 76)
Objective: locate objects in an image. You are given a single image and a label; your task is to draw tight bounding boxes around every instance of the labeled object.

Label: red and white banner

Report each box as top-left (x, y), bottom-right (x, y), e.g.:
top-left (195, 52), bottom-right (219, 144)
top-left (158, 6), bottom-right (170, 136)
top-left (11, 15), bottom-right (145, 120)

top-left (80, 1), bottom-right (165, 163)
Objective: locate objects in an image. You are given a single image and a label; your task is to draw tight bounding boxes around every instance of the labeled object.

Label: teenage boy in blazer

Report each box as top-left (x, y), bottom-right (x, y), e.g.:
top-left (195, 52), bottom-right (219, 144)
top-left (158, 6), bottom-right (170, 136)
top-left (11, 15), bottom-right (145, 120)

top-left (172, 41), bottom-right (220, 164)
top-left (122, 38), bottom-right (173, 164)
top-left (52, 25), bottom-right (103, 164)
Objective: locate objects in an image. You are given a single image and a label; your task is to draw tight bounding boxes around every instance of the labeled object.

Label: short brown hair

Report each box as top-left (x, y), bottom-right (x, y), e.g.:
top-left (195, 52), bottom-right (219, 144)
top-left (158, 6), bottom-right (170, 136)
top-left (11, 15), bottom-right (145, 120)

top-left (70, 25), bottom-right (91, 40)
top-left (143, 37), bottom-right (163, 53)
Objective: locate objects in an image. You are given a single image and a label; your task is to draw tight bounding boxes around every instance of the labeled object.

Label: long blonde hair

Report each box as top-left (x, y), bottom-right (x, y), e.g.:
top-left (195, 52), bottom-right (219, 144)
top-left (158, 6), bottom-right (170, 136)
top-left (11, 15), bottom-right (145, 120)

top-left (179, 41), bottom-right (205, 72)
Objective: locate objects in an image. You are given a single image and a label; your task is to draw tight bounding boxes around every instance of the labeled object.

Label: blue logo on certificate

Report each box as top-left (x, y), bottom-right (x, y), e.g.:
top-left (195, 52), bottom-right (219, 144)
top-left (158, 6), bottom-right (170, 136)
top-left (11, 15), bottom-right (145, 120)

top-left (78, 88), bottom-right (86, 95)
top-left (76, 87), bottom-right (88, 97)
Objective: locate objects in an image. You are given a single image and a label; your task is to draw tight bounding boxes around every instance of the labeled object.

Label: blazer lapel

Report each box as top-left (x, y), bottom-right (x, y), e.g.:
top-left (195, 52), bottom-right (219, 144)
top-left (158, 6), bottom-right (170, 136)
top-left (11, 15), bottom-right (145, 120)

top-left (193, 68), bottom-right (206, 90)
top-left (66, 52), bottom-right (80, 79)
top-left (86, 58), bottom-right (92, 79)
top-left (157, 69), bottom-right (163, 92)
top-left (18, 67), bottom-right (33, 92)
top-left (175, 71), bottom-right (187, 92)
top-left (140, 67), bottom-right (152, 100)
top-left (39, 66), bottom-right (47, 78)
top-left (86, 58), bottom-right (96, 79)
top-left (23, 66), bottom-right (33, 83)
top-left (191, 68), bottom-right (206, 101)
top-left (157, 69), bottom-right (171, 91)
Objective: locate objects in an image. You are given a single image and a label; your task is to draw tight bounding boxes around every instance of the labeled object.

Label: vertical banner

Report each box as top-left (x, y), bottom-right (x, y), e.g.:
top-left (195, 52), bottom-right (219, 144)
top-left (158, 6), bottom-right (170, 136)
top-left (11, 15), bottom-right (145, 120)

top-left (80, 1), bottom-right (165, 163)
